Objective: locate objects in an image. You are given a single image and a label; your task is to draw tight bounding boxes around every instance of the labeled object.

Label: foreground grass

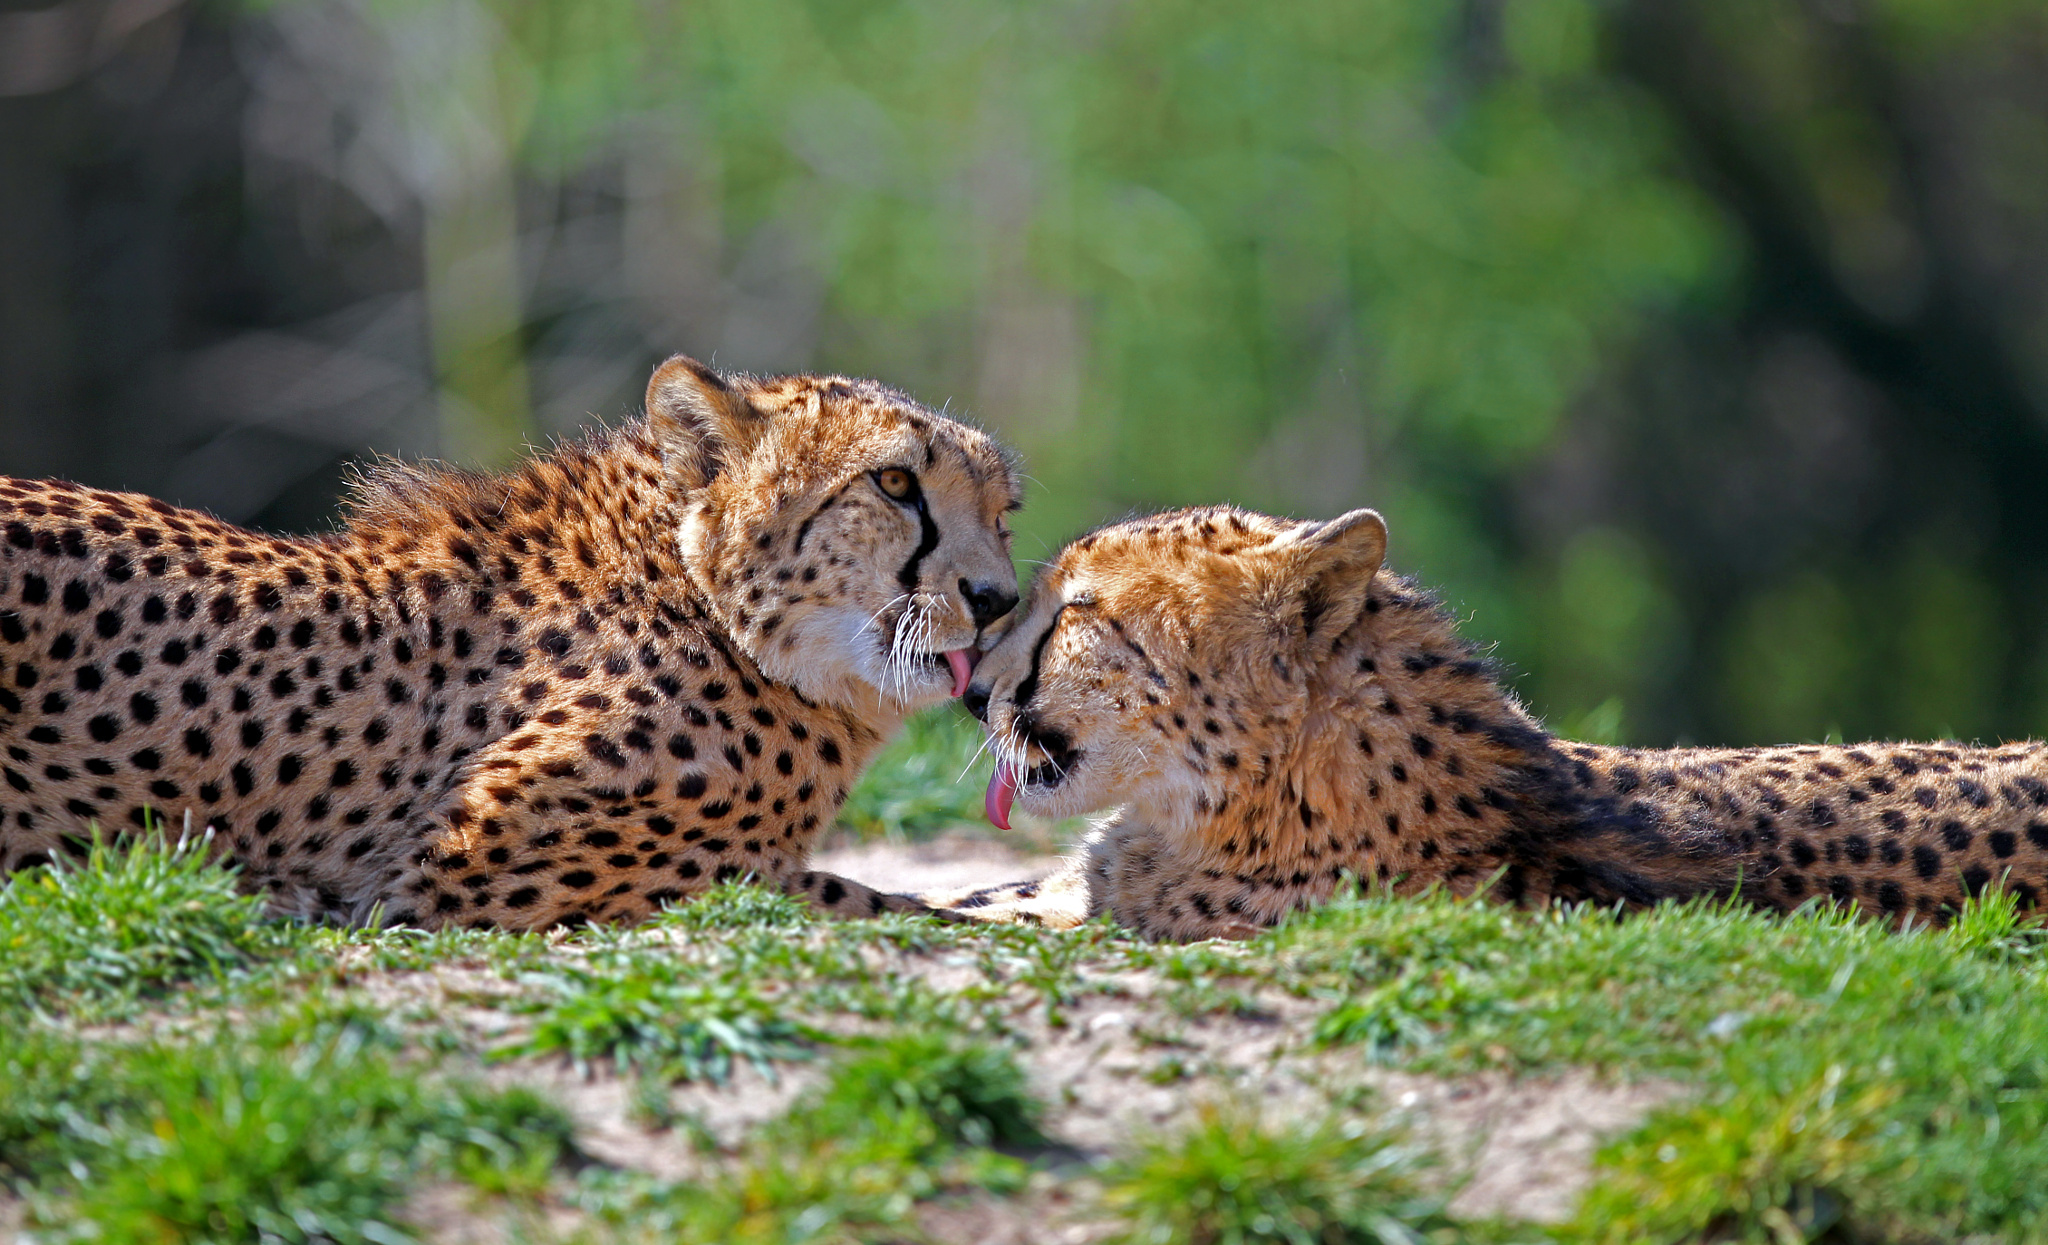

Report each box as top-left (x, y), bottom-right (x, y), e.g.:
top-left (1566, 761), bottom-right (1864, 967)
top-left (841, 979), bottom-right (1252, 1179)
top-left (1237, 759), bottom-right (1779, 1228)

top-left (8, 777), bottom-right (2048, 1241)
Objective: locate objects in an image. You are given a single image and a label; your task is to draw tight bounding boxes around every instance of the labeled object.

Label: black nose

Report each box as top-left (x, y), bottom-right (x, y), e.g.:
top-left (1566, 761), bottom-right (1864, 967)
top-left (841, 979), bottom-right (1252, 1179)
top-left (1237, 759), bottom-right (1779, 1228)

top-left (962, 683), bottom-right (992, 722)
top-left (960, 578), bottom-right (1020, 630)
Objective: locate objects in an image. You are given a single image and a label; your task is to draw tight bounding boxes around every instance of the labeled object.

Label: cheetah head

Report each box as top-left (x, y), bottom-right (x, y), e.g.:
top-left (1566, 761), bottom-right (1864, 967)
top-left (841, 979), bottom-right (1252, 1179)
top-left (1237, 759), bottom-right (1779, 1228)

top-left (649, 355), bottom-right (1022, 710)
top-left (963, 506), bottom-right (1387, 829)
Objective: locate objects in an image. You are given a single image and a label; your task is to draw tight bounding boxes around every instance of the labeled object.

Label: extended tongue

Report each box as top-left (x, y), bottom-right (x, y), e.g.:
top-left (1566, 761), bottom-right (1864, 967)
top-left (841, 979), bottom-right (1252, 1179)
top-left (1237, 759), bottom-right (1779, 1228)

top-left (985, 761), bottom-right (1017, 831)
top-left (945, 648), bottom-right (979, 698)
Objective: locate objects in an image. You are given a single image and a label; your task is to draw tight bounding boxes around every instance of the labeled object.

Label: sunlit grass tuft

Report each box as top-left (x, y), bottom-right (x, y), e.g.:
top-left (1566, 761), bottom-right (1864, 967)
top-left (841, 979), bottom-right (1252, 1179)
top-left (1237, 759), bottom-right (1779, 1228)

top-left (0, 828), bottom-right (296, 1014)
top-left (1099, 1103), bottom-right (1455, 1245)
top-left (18, 1005), bottom-right (580, 1242)
top-left (651, 876), bottom-right (818, 933)
top-left (573, 1035), bottom-right (1045, 1242)
top-left (809, 1032), bottom-right (1047, 1153)
top-left (1576, 1063), bottom-right (1895, 1245)
top-left (509, 956), bottom-right (819, 1082)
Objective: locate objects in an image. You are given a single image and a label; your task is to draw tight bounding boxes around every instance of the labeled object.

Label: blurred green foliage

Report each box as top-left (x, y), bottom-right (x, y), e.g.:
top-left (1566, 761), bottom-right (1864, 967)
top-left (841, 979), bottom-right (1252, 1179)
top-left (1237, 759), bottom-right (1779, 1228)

top-left (6, 0), bottom-right (2048, 746)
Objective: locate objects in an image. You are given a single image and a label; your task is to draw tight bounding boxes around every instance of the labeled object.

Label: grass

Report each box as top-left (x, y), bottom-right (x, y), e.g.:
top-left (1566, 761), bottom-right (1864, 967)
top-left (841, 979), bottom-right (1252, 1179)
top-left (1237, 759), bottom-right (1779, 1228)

top-left (0, 828), bottom-right (292, 1015)
top-left (511, 962), bottom-right (821, 1082)
top-left (6, 1005), bottom-right (579, 1241)
top-left (8, 721), bottom-right (2048, 1241)
top-left (1100, 1105), bottom-right (1457, 1245)
top-left (837, 706), bottom-right (994, 841)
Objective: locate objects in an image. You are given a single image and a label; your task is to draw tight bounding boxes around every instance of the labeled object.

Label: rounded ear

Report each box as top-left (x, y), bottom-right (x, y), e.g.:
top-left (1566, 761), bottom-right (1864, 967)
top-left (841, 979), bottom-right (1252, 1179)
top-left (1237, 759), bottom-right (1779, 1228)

top-left (1272, 509), bottom-right (1388, 644)
top-left (645, 354), bottom-right (770, 489)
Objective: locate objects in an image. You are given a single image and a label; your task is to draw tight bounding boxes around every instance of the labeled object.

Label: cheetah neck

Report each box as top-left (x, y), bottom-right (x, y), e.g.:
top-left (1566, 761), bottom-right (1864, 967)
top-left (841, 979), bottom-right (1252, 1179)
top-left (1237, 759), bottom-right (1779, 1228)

top-left (337, 422), bottom-right (684, 596)
top-left (1151, 572), bottom-right (1747, 906)
top-left (337, 422), bottom-right (903, 751)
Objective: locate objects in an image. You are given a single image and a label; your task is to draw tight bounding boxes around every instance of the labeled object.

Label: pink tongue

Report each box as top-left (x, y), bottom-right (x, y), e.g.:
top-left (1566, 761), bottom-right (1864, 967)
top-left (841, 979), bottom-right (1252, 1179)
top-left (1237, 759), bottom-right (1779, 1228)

top-left (945, 649), bottom-right (979, 699)
top-left (985, 761), bottom-right (1017, 831)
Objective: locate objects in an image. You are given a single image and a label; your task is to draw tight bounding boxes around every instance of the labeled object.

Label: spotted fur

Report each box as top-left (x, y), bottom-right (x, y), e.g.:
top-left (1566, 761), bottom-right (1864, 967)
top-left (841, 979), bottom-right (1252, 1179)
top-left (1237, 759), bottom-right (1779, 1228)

top-left (0, 355), bottom-right (1021, 929)
top-left (937, 505), bottom-right (2048, 940)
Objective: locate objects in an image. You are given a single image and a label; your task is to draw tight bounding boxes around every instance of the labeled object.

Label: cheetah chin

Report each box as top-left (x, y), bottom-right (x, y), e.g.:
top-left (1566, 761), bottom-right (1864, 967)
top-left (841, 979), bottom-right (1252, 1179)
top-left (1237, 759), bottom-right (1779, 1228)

top-left (944, 504), bottom-right (2048, 941)
top-left (0, 352), bottom-right (1025, 933)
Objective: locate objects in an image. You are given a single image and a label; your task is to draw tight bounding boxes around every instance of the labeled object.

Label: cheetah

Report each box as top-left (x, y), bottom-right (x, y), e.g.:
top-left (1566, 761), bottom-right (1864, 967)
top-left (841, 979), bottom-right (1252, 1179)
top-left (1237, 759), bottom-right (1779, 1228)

top-left (0, 354), bottom-right (1022, 930)
top-left (937, 505), bottom-right (2048, 940)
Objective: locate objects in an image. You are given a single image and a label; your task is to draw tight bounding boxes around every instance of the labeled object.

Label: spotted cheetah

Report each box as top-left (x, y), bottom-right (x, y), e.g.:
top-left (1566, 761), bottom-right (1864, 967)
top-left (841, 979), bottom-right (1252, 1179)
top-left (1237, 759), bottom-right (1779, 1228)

top-left (937, 505), bottom-right (2048, 940)
top-left (0, 355), bottom-right (1022, 929)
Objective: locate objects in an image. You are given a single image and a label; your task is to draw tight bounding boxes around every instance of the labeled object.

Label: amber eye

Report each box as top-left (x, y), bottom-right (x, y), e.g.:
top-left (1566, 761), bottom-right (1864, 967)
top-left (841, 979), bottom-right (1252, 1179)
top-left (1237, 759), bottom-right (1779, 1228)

top-left (874, 468), bottom-right (917, 501)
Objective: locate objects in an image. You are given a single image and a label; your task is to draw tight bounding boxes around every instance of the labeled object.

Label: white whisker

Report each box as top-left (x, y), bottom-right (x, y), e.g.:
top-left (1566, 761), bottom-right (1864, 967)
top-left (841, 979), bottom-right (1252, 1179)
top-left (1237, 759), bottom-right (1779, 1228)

top-left (957, 719), bottom-right (998, 783)
top-left (860, 593), bottom-right (911, 638)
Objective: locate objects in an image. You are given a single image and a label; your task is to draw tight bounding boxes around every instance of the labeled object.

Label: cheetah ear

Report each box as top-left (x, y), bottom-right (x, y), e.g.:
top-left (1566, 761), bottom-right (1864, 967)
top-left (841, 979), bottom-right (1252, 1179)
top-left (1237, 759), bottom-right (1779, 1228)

top-left (645, 354), bottom-right (771, 490)
top-left (1270, 509), bottom-right (1387, 644)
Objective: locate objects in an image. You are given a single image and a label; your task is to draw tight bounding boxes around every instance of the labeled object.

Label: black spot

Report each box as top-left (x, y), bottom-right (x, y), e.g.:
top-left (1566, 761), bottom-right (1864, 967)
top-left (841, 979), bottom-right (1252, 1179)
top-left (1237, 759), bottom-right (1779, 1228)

top-left (1990, 830), bottom-right (2016, 858)
top-left (1912, 844), bottom-right (1941, 880)
top-left (128, 692), bottom-right (158, 724)
top-left (583, 735), bottom-right (628, 769)
top-left (1941, 821), bottom-right (1972, 852)
top-left (183, 728), bottom-right (212, 759)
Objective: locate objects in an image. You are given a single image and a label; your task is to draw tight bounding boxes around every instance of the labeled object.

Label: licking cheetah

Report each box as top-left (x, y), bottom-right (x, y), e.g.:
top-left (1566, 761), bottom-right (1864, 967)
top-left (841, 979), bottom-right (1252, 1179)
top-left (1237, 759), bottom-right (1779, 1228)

top-left (941, 505), bottom-right (2048, 940)
top-left (0, 355), bottom-right (1022, 930)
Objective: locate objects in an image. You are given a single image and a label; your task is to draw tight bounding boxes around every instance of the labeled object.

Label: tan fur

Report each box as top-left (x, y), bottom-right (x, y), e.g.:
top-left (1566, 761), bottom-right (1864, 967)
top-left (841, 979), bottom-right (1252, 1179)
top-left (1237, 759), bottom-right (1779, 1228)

top-left (938, 506), bottom-right (2048, 941)
top-left (0, 355), bottom-right (1022, 930)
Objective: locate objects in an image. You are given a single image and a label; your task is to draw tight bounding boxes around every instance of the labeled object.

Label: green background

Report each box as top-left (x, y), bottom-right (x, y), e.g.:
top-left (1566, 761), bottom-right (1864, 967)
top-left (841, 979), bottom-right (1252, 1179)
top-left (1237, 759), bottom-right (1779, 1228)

top-left (3, 0), bottom-right (2046, 748)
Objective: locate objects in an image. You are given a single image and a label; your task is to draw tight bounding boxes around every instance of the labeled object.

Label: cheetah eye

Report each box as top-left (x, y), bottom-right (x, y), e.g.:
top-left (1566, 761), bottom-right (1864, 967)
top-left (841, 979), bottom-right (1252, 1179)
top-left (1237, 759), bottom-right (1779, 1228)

top-left (873, 468), bottom-right (919, 502)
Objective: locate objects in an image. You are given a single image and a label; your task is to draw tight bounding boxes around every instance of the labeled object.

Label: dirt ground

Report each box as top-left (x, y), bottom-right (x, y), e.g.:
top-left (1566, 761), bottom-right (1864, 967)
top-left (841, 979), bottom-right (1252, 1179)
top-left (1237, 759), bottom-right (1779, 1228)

top-left (381, 835), bottom-right (1678, 1241)
top-left (814, 834), bottom-right (1676, 1226)
top-left (167, 831), bottom-right (1668, 1243)
top-left (814, 831), bottom-right (1065, 899)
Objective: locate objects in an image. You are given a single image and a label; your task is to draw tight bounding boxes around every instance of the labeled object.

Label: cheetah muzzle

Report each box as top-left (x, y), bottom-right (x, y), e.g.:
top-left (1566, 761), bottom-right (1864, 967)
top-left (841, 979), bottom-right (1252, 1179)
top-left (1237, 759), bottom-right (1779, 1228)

top-left (0, 353), bottom-right (1023, 931)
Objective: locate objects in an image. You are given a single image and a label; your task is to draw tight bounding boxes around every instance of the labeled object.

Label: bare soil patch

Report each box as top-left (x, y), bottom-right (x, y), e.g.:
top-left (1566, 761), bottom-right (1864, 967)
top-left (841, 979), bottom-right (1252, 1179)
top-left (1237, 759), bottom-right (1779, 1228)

top-left (814, 832), bottom-right (1061, 897)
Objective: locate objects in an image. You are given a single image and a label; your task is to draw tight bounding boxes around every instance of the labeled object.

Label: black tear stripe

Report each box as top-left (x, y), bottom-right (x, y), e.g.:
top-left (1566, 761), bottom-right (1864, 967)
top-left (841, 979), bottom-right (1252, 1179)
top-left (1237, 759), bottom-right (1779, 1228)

top-left (896, 497), bottom-right (941, 591)
top-left (1012, 605), bottom-right (1068, 708)
top-left (794, 481), bottom-right (854, 555)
